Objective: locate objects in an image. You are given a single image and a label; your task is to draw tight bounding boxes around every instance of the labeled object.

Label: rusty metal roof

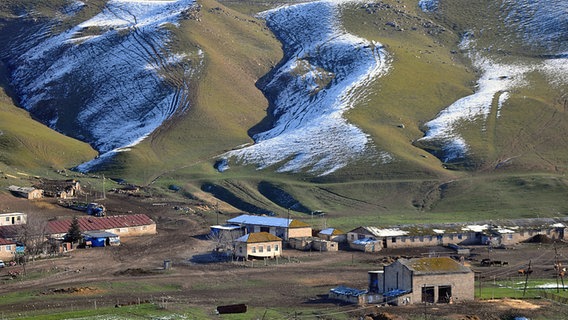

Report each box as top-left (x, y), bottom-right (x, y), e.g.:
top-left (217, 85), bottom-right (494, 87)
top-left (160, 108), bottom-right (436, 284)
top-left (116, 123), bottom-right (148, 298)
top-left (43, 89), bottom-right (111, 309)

top-left (47, 214), bottom-right (155, 234)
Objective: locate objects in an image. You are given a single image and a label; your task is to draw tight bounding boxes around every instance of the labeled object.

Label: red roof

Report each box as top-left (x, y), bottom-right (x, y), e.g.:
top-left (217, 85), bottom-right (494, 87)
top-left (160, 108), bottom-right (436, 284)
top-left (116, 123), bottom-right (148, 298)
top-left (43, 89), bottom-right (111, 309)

top-left (0, 238), bottom-right (16, 245)
top-left (47, 214), bottom-right (155, 234)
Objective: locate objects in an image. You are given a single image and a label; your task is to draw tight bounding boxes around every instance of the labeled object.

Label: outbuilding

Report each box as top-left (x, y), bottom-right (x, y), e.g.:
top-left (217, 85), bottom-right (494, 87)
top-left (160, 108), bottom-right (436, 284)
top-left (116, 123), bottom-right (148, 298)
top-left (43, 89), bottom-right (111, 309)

top-left (82, 231), bottom-right (120, 247)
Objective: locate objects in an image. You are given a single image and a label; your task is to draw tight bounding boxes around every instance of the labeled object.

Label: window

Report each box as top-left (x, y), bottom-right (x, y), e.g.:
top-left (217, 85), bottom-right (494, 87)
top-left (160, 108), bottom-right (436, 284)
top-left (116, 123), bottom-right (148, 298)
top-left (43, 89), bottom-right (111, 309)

top-left (267, 245), bottom-right (271, 252)
top-left (5, 217), bottom-right (8, 222)
top-left (259, 246), bottom-right (264, 253)
top-left (252, 247), bottom-right (256, 253)
top-left (17, 216), bottom-right (21, 221)
top-left (275, 245), bottom-right (279, 251)
top-left (458, 234), bottom-right (463, 240)
top-left (6, 245), bottom-right (11, 251)
top-left (508, 234), bottom-right (513, 240)
top-left (392, 237), bottom-right (397, 243)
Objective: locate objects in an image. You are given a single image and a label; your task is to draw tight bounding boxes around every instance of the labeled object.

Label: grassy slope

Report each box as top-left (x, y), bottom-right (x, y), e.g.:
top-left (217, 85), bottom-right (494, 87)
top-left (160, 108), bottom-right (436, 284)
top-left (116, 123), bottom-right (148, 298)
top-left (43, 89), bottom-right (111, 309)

top-left (2, 0), bottom-right (568, 229)
top-left (107, 0), bottom-right (283, 184)
top-left (109, 0), bottom-right (568, 228)
top-left (0, 73), bottom-right (97, 179)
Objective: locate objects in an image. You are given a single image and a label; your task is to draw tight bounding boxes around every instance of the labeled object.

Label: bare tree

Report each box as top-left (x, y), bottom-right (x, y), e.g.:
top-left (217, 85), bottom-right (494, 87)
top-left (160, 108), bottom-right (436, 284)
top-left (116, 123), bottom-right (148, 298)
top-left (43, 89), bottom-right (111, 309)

top-left (16, 214), bottom-right (49, 261)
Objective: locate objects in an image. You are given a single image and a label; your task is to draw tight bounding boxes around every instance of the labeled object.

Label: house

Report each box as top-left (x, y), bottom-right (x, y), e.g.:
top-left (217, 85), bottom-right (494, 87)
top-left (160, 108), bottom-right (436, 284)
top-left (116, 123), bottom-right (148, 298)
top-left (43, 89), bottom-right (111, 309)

top-left (233, 232), bottom-right (282, 260)
top-left (226, 214), bottom-right (312, 241)
top-left (46, 214), bottom-right (156, 239)
top-left (375, 257), bottom-right (474, 305)
top-left (349, 238), bottom-right (381, 253)
top-left (329, 286), bottom-right (368, 305)
top-left (0, 213), bottom-right (27, 226)
top-left (7, 186), bottom-right (43, 199)
top-left (0, 238), bottom-right (18, 261)
top-left (82, 231), bottom-right (120, 247)
top-left (34, 179), bottom-right (81, 198)
top-left (318, 228), bottom-right (346, 242)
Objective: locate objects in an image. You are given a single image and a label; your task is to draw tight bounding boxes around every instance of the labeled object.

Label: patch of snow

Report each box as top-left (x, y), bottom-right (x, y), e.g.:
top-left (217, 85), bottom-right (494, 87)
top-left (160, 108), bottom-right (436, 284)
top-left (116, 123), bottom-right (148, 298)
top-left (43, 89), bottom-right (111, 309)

top-left (418, 0), bottom-right (439, 12)
top-left (462, 224), bottom-right (489, 232)
top-left (551, 223), bottom-right (565, 228)
top-left (221, 0), bottom-right (390, 175)
top-left (433, 229), bottom-right (445, 234)
top-left (418, 31), bottom-right (568, 162)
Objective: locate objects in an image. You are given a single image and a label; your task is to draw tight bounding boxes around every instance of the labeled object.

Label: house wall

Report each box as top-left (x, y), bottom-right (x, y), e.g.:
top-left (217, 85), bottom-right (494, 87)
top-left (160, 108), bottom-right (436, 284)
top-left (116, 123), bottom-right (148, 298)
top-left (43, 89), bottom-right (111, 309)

top-left (328, 292), bottom-right (365, 305)
top-left (347, 230), bottom-right (375, 243)
top-left (234, 240), bottom-right (282, 260)
top-left (384, 232), bottom-right (478, 249)
top-left (410, 273), bottom-right (475, 304)
top-left (27, 189), bottom-right (43, 199)
top-left (349, 241), bottom-right (381, 253)
top-left (313, 239), bottom-right (338, 252)
top-left (288, 227), bottom-right (312, 239)
top-left (109, 224), bottom-right (156, 237)
top-left (0, 213), bottom-right (27, 226)
top-left (383, 261), bottom-right (413, 293)
top-left (0, 243), bottom-right (17, 260)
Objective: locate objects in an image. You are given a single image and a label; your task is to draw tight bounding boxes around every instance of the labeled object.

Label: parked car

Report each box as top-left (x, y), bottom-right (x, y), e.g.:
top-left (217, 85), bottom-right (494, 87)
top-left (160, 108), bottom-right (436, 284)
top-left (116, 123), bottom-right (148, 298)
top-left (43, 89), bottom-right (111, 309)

top-left (0, 260), bottom-right (5, 268)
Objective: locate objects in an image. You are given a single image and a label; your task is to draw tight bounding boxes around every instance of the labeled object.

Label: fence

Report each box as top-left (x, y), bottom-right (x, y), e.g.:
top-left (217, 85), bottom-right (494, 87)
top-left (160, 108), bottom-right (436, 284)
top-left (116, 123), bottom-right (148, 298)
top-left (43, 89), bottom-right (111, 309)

top-left (542, 291), bottom-right (568, 305)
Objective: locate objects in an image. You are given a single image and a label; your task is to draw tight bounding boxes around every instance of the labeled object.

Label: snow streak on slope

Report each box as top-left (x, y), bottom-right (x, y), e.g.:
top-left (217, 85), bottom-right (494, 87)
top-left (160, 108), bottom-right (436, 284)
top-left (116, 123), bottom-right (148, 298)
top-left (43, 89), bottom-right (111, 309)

top-left (418, 0), bottom-right (568, 163)
top-left (4, 0), bottom-right (197, 171)
top-left (222, 0), bottom-right (390, 175)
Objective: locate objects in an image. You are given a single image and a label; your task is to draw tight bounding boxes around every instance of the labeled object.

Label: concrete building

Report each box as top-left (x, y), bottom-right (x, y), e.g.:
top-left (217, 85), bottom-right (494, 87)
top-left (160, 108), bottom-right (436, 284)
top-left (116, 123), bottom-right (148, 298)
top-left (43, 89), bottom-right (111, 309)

top-left (233, 232), bottom-right (282, 260)
top-left (375, 257), bottom-right (474, 305)
top-left (0, 213), bottom-right (27, 226)
top-left (226, 214), bottom-right (312, 241)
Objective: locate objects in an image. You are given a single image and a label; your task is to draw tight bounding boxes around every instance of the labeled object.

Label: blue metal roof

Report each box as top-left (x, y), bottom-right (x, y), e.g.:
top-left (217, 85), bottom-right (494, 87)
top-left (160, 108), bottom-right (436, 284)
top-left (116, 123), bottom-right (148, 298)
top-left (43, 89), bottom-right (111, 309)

top-left (330, 286), bottom-right (368, 297)
top-left (227, 214), bottom-right (292, 228)
top-left (352, 238), bottom-right (380, 245)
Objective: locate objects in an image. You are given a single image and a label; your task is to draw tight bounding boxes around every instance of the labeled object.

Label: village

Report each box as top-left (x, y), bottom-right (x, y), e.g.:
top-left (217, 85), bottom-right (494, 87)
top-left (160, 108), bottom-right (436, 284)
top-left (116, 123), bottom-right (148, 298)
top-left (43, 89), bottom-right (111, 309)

top-left (1, 179), bottom-right (568, 318)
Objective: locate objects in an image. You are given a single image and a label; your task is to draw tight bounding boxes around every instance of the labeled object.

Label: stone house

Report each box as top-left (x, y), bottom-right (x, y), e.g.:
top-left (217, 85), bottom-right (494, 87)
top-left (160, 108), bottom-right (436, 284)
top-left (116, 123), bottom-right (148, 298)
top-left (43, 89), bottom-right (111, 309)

top-left (7, 186), bottom-right (43, 200)
top-left (375, 257), bottom-right (474, 305)
top-left (233, 232), bottom-right (282, 260)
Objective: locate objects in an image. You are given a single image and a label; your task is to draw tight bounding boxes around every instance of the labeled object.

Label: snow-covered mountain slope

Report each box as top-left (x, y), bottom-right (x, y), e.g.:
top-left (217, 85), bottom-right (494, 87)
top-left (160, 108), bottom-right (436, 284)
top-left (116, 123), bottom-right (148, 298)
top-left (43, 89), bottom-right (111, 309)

top-left (2, 0), bottom-right (199, 171)
top-left (418, 0), bottom-right (568, 163)
top-left (220, 0), bottom-right (390, 176)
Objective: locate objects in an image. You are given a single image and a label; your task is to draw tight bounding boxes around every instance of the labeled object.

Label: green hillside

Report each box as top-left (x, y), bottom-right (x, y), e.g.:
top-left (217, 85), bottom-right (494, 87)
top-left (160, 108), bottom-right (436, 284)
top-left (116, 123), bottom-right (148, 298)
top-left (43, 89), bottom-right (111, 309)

top-left (1, 0), bottom-right (567, 227)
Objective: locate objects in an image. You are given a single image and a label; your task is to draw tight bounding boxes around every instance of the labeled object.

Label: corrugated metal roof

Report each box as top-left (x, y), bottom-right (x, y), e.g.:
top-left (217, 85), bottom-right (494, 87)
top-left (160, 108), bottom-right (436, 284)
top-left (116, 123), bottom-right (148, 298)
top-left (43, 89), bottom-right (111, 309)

top-left (330, 286), bottom-right (367, 297)
top-left (227, 214), bottom-right (309, 228)
top-left (235, 232), bottom-right (282, 243)
top-left (399, 257), bottom-right (472, 275)
top-left (47, 214), bottom-right (155, 234)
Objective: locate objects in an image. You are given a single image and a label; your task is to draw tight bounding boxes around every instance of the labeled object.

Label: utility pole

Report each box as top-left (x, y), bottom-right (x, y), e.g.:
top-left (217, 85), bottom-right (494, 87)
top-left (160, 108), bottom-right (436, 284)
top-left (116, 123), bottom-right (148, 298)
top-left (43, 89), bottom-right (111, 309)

top-left (523, 260), bottom-right (532, 297)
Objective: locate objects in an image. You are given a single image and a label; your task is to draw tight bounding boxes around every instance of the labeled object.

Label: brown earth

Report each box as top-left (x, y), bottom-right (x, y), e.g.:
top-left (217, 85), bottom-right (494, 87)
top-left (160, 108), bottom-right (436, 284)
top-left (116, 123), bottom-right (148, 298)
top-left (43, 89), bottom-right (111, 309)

top-left (1, 192), bottom-right (567, 319)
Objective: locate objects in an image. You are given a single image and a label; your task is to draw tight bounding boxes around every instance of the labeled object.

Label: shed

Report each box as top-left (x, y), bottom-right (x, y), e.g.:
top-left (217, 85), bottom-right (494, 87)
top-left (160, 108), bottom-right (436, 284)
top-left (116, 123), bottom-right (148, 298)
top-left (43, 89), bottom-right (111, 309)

top-left (82, 231), bottom-right (120, 247)
top-left (318, 228), bottom-right (346, 242)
